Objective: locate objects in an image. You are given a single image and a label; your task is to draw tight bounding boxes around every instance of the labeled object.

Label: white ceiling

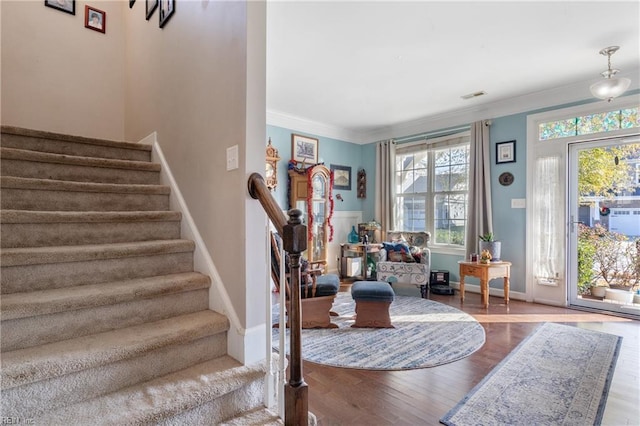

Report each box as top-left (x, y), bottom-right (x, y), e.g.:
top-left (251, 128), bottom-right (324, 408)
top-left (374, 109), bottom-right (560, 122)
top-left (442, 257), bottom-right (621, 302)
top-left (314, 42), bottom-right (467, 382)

top-left (266, 1), bottom-right (640, 143)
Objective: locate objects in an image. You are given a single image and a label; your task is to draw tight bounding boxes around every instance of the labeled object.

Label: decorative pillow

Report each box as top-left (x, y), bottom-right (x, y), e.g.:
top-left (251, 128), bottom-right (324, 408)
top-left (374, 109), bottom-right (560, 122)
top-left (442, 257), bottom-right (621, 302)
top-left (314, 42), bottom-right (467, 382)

top-left (402, 250), bottom-right (416, 263)
top-left (382, 242), bottom-right (411, 254)
top-left (388, 251), bottom-right (404, 262)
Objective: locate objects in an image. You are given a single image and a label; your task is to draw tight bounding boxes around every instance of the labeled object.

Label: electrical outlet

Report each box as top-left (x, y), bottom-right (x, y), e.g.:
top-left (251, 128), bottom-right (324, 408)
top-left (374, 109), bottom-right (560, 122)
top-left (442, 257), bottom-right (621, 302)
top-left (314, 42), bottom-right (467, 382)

top-left (511, 198), bottom-right (526, 208)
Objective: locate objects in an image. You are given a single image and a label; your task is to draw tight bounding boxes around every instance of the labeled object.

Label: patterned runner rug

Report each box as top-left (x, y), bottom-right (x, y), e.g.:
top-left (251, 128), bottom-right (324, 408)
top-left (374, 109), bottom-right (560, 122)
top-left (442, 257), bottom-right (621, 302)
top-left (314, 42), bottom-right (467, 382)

top-left (441, 322), bottom-right (622, 426)
top-left (272, 292), bottom-right (485, 370)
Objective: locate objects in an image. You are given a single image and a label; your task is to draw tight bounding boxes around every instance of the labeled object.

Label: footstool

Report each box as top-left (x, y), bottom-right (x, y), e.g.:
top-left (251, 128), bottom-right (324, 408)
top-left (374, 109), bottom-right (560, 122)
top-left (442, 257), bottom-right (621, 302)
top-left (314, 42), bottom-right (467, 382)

top-left (351, 281), bottom-right (395, 328)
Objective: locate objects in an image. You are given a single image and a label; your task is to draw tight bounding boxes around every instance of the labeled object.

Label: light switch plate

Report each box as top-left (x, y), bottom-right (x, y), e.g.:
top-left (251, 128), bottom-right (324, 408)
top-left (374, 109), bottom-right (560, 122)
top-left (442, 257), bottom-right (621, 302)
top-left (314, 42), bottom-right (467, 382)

top-left (511, 198), bottom-right (526, 208)
top-left (226, 145), bottom-right (238, 171)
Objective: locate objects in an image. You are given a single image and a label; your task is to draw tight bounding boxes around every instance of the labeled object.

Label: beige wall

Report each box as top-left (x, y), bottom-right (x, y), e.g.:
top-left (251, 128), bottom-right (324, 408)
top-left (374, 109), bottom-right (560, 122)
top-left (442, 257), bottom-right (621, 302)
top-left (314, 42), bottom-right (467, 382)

top-left (124, 0), bottom-right (267, 332)
top-left (2, 0), bottom-right (268, 341)
top-left (1, 1), bottom-right (125, 140)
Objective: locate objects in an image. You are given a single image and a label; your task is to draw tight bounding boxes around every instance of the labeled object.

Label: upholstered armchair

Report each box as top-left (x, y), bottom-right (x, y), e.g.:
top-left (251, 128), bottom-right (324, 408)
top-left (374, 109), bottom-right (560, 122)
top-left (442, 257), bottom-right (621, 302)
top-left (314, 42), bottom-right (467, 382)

top-left (376, 231), bottom-right (431, 297)
top-left (270, 232), bottom-right (340, 328)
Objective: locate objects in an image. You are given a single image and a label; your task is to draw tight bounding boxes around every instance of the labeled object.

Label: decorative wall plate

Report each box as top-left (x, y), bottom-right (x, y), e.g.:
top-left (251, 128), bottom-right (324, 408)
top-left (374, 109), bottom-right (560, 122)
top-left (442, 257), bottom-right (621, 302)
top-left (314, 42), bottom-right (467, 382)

top-left (499, 172), bottom-right (514, 186)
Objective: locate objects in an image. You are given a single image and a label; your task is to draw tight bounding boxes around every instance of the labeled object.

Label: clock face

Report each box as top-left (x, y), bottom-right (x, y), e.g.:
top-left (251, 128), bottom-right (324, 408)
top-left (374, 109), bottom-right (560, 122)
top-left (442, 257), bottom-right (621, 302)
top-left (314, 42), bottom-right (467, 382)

top-left (266, 162), bottom-right (275, 178)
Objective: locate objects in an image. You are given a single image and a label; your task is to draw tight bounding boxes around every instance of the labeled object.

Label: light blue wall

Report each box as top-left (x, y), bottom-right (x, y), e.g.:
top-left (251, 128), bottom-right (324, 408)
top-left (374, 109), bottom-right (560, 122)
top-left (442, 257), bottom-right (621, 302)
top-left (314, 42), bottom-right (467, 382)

top-left (266, 125), bottom-right (371, 216)
top-left (269, 92), bottom-right (639, 295)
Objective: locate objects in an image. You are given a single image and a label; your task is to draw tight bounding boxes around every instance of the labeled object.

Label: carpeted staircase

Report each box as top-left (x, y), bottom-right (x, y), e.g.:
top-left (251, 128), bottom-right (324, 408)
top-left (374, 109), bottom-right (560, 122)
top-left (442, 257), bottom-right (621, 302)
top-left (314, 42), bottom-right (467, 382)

top-left (0, 126), bottom-right (280, 424)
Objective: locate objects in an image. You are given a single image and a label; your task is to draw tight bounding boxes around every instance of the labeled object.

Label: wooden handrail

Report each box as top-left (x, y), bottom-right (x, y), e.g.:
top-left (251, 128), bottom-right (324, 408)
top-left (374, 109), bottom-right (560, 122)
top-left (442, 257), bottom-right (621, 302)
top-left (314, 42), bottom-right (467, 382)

top-left (248, 173), bottom-right (308, 426)
top-left (248, 173), bottom-right (287, 235)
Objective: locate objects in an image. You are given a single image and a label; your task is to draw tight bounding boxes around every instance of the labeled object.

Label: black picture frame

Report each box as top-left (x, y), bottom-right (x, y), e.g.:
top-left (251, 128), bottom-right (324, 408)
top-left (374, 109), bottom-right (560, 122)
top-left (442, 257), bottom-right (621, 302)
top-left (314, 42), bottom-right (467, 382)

top-left (146, 0), bottom-right (158, 20)
top-left (496, 140), bottom-right (516, 164)
top-left (159, 0), bottom-right (175, 28)
top-left (291, 134), bottom-right (319, 164)
top-left (45, 0), bottom-right (75, 15)
top-left (331, 165), bottom-right (352, 190)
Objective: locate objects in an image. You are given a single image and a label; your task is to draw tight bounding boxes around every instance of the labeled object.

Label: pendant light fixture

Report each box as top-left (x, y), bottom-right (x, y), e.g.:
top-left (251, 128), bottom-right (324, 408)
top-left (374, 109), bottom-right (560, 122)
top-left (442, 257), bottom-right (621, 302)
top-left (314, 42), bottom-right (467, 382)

top-left (589, 46), bottom-right (631, 102)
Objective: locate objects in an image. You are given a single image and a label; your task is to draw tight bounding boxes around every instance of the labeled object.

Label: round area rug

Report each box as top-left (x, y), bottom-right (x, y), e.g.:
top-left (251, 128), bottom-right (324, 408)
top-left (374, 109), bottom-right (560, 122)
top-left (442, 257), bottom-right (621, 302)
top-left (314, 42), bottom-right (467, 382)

top-left (272, 292), bottom-right (485, 370)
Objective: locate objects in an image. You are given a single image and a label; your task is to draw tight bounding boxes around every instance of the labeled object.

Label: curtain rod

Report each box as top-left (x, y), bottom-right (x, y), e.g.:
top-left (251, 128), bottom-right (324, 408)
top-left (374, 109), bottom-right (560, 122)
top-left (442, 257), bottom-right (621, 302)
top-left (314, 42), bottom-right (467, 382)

top-left (393, 121), bottom-right (489, 144)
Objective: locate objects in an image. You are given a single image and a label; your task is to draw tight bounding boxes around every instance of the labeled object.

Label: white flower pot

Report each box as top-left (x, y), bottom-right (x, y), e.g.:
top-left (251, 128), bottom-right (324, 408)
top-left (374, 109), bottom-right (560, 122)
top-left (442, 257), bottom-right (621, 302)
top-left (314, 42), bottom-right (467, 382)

top-left (591, 286), bottom-right (607, 298)
top-left (604, 288), bottom-right (633, 304)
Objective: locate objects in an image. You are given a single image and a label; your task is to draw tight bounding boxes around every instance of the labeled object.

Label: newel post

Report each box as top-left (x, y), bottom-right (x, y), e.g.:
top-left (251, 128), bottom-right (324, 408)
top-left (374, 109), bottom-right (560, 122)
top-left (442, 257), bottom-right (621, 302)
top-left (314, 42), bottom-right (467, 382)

top-left (282, 209), bottom-right (308, 426)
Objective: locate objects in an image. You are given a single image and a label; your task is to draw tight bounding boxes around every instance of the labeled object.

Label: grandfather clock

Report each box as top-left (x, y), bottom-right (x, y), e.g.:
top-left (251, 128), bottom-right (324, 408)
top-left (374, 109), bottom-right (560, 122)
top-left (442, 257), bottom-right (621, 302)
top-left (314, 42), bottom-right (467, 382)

top-left (265, 137), bottom-right (280, 191)
top-left (288, 164), bottom-right (332, 264)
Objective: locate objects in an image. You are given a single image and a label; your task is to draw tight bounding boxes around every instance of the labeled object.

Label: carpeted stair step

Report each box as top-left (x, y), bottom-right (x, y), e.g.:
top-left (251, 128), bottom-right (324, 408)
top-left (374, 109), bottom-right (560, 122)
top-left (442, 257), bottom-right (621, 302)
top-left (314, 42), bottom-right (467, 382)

top-left (1, 239), bottom-right (195, 294)
top-left (219, 407), bottom-right (284, 425)
top-left (42, 356), bottom-right (267, 425)
top-left (0, 176), bottom-right (170, 211)
top-left (2, 311), bottom-right (230, 419)
top-left (0, 210), bottom-right (182, 248)
top-left (1, 272), bottom-right (211, 351)
top-left (1, 147), bottom-right (161, 184)
top-left (1, 126), bottom-right (152, 162)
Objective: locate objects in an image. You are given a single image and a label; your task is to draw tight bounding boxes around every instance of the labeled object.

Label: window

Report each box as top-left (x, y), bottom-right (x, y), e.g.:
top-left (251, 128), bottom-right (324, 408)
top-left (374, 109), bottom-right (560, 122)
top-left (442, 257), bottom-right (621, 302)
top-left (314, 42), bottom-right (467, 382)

top-left (394, 133), bottom-right (470, 248)
top-left (538, 107), bottom-right (639, 141)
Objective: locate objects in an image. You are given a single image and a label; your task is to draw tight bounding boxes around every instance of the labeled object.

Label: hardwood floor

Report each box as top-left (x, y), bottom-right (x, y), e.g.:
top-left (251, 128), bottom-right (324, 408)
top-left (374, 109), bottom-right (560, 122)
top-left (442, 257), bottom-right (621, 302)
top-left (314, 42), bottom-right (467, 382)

top-left (298, 289), bottom-right (640, 426)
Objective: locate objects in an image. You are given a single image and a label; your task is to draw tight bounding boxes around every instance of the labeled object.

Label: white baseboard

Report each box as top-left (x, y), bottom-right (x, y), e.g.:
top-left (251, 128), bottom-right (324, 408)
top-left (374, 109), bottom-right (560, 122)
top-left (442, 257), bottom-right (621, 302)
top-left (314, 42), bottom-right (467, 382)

top-left (449, 281), bottom-right (527, 301)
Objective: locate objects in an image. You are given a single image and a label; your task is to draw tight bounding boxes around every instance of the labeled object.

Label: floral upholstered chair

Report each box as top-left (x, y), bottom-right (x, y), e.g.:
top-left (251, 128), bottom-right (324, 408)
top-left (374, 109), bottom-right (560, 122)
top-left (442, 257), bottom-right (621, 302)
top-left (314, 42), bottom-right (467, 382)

top-left (376, 231), bottom-right (431, 298)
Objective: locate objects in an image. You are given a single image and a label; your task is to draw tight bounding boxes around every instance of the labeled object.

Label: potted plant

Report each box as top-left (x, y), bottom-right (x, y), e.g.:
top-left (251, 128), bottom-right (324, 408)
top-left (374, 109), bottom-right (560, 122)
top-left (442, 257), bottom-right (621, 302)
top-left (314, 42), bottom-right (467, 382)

top-left (479, 232), bottom-right (501, 262)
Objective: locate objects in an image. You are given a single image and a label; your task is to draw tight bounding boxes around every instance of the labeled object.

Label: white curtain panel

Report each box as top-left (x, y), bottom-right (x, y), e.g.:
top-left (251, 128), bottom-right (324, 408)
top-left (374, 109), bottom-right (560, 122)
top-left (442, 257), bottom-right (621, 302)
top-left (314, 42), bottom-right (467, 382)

top-left (533, 156), bottom-right (562, 285)
top-left (465, 120), bottom-right (493, 256)
top-left (375, 140), bottom-right (396, 238)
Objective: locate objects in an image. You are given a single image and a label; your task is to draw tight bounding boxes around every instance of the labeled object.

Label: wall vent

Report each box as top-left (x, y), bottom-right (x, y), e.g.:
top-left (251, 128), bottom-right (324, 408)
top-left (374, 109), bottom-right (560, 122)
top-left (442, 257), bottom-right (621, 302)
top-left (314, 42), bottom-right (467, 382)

top-left (461, 91), bottom-right (487, 100)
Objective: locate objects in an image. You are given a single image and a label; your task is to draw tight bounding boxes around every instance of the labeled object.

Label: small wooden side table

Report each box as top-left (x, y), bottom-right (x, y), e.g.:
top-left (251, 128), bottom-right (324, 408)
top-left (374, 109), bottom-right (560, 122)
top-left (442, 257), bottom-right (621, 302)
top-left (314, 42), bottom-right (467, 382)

top-left (458, 260), bottom-right (512, 308)
top-left (340, 243), bottom-right (382, 281)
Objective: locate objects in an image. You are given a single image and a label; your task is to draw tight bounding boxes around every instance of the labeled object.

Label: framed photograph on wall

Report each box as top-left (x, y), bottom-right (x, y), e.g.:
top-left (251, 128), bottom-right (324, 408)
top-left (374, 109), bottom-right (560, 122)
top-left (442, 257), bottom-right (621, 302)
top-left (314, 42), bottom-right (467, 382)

top-left (159, 0), bottom-right (175, 28)
top-left (331, 165), bottom-right (352, 190)
top-left (45, 0), bottom-right (75, 15)
top-left (496, 140), bottom-right (516, 164)
top-left (84, 5), bottom-right (106, 34)
top-left (291, 134), bottom-right (319, 164)
top-left (146, 0), bottom-right (158, 20)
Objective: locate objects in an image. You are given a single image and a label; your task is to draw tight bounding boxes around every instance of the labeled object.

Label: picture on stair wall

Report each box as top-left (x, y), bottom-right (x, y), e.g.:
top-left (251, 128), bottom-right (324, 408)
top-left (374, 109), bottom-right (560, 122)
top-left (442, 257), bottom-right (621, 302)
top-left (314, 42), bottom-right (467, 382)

top-left (45, 0), bottom-right (75, 15)
top-left (84, 5), bottom-right (105, 34)
top-left (159, 0), bottom-right (175, 28)
top-left (146, 0), bottom-right (158, 20)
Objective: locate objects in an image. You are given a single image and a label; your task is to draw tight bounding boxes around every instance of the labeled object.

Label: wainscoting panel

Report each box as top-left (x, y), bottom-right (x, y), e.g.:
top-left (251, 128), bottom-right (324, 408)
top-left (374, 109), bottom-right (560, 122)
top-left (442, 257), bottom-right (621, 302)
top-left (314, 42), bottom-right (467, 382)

top-left (327, 211), bottom-right (363, 274)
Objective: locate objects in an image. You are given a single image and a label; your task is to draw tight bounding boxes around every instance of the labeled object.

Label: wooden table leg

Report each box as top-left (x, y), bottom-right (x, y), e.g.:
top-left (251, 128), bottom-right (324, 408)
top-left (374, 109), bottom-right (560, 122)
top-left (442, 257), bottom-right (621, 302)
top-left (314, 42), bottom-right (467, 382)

top-left (481, 279), bottom-right (489, 308)
top-left (504, 276), bottom-right (510, 304)
top-left (459, 274), bottom-right (465, 303)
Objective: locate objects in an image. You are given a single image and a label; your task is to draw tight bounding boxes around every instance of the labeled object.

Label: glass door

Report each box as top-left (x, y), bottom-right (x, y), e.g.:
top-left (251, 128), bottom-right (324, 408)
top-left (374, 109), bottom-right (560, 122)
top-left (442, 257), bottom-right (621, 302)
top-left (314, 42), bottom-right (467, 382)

top-left (568, 137), bottom-right (640, 316)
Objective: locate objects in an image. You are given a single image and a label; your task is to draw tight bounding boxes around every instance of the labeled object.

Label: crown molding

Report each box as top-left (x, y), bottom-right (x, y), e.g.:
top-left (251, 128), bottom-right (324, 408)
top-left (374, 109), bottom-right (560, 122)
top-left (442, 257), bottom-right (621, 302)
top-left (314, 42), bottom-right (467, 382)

top-left (267, 67), bottom-right (640, 145)
top-left (266, 110), bottom-right (362, 143)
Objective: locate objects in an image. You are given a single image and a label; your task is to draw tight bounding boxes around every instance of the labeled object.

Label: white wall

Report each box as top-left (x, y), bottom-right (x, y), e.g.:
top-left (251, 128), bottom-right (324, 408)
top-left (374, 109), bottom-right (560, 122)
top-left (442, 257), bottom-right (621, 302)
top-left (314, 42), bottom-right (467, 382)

top-left (1, 1), bottom-right (125, 140)
top-left (123, 0), bottom-right (267, 345)
top-left (2, 0), bottom-right (268, 361)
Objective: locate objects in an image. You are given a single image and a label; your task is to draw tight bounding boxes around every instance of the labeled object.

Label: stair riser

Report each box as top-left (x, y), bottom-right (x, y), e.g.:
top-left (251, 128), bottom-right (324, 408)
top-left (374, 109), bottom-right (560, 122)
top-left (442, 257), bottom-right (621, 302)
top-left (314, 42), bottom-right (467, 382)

top-left (1, 158), bottom-right (160, 185)
top-left (2, 289), bottom-right (210, 351)
top-left (2, 334), bottom-right (227, 419)
top-left (1, 221), bottom-right (181, 248)
top-left (1, 133), bottom-right (151, 162)
top-left (1, 188), bottom-right (169, 211)
top-left (160, 379), bottom-right (265, 425)
top-left (1, 252), bottom-right (194, 294)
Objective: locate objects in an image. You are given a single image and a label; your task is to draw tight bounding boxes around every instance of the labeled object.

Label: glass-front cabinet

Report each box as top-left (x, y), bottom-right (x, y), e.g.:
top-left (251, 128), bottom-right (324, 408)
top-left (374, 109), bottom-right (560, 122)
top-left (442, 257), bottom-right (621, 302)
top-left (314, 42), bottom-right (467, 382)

top-left (288, 165), bottom-right (331, 264)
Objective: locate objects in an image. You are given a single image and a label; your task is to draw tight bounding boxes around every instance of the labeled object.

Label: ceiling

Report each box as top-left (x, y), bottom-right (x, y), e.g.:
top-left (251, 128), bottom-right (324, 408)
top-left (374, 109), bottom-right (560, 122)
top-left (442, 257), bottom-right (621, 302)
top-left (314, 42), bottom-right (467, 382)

top-left (266, 1), bottom-right (640, 143)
